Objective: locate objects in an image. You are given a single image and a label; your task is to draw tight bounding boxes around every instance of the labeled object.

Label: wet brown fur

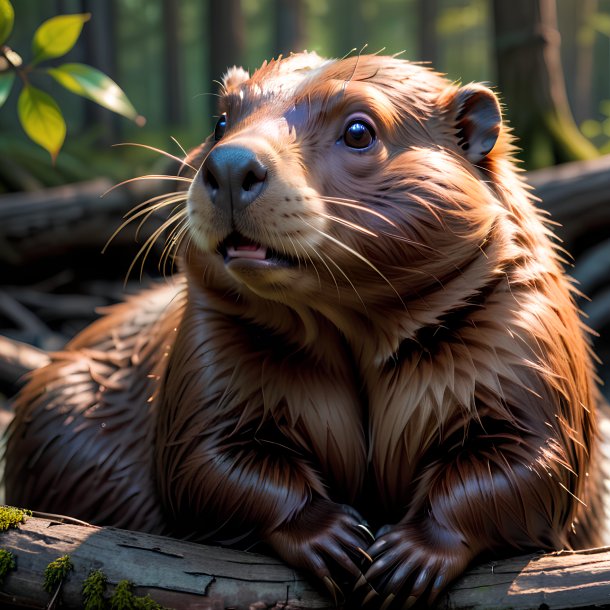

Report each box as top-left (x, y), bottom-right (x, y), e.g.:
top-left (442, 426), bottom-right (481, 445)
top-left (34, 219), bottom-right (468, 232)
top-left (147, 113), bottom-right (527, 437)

top-left (5, 53), bottom-right (605, 607)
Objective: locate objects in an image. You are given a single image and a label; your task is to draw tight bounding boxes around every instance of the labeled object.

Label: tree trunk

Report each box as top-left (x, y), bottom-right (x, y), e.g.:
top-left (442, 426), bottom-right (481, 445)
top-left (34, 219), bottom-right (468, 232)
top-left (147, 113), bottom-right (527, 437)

top-left (208, 0), bottom-right (245, 89)
top-left (162, 0), bottom-right (183, 126)
top-left (558, 0), bottom-right (597, 124)
top-left (492, 0), bottom-right (598, 168)
top-left (527, 154), bottom-right (610, 256)
top-left (3, 513), bottom-right (610, 609)
top-left (274, 0), bottom-right (307, 57)
top-left (329, 0), bottom-right (366, 58)
top-left (573, 0), bottom-right (597, 123)
top-left (80, 0), bottom-right (120, 144)
top-left (0, 178), bottom-right (168, 270)
top-left (417, 0), bottom-right (438, 66)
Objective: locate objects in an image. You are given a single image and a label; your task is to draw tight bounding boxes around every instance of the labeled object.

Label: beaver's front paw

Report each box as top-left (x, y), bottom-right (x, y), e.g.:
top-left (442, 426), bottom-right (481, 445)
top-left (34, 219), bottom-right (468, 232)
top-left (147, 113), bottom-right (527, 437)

top-left (356, 523), bottom-right (472, 608)
top-left (267, 498), bottom-right (374, 603)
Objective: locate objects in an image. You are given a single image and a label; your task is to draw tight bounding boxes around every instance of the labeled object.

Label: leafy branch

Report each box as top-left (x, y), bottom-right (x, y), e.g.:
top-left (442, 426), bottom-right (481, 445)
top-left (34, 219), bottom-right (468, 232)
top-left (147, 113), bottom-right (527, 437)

top-left (0, 0), bottom-right (143, 162)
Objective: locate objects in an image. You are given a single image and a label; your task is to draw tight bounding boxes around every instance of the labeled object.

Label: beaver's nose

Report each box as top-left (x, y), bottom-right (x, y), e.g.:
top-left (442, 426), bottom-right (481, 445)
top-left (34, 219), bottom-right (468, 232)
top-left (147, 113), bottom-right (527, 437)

top-left (201, 145), bottom-right (268, 212)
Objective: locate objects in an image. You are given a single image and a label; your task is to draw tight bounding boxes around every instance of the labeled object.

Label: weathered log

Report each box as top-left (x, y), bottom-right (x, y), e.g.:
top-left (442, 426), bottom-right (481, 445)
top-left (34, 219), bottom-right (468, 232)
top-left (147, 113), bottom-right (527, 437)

top-left (0, 177), bottom-right (170, 267)
top-left (0, 336), bottom-right (49, 389)
top-left (2, 513), bottom-right (610, 610)
top-left (528, 154), bottom-right (610, 253)
top-left (528, 155), bottom-right (610, 346)
top-left (0, 513), bottom-right (327, 610)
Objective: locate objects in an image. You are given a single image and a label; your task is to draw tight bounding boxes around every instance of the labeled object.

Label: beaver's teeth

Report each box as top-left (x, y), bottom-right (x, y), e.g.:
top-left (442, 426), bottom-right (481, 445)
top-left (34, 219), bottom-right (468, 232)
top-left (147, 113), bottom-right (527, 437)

top-left (226, 245), bottom-right (268, 260)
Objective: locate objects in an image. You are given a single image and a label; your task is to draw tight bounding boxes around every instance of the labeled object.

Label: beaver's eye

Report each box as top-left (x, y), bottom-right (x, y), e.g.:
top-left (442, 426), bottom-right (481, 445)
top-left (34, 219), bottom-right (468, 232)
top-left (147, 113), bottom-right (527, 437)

top-left (343, 119), bottom-right (375, 150)
top-left (214, 114), bottom-right (227, 141)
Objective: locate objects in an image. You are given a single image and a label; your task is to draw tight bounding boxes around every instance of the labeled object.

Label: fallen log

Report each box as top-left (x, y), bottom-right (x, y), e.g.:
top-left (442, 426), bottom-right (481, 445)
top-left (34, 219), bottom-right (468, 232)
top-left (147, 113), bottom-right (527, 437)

top-left (0, 336), bottom-right (49, 389)
top-left (528, 154), bottom-right (610, 253)
top-left (0, 177), bottom-right (171, 267)
top-left (529, 157), bottom-right (610, 342)
top-left (0, 513), bottom-right (327, 610)
top-left (2, 512), bottom-right (610, 610)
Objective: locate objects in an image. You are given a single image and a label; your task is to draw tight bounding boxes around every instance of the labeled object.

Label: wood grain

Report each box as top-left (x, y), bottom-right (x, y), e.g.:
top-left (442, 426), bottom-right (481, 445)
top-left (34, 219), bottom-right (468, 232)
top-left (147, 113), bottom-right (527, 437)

top-left (2, 514), bottom-right (610, 609)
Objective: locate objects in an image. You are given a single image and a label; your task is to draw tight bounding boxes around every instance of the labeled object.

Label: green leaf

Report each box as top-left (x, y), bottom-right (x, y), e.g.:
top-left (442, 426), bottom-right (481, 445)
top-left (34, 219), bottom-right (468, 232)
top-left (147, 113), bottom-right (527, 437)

top-left (31, 13), bottom-right (90, 65)
top-left (18, 85), bottom-right (66, 162)
top-left (0, 70), bottom-right (14, 108)
top-left (48, 63), bottom-right (141, 122)
top-left (0, 0), bottom-right (14, 45)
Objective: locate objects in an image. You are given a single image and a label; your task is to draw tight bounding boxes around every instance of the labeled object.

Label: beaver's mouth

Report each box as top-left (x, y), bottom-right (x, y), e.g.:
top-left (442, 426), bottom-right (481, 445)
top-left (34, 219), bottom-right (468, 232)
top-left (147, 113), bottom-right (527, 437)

top-left (218, 232), bottom-right (296, 267)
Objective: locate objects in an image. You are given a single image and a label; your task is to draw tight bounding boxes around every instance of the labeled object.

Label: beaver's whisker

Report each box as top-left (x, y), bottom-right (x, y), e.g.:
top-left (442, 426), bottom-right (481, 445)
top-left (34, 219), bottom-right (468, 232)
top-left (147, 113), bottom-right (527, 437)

top-left (285, 234), bottom-right (302, 273)
top-left (136, 211), bottom-right (186, 280)
top-left (170, 136), bottom-right (189, 160)
top-left (300, 232), bottom-right (340, 298)
top-left (378, 230), bottom-right (443, 256)
top-left (301, 218), bottom-right (406, 309)
top-left (170, 221), bottom-right (191, 264)
top-left (333, 196), bottom-right (443, 255)
top-left (315, 251), bottom-right (341, 300)
top-left (259, 223), bottom-right (280, 265)
top-left (113, 142), bottom-right (197, 173)
top-left (135, 197), bottom-right (187, 241)
top-left (192, 92), bottom-right (223, 103)
top-left (320, 197), bottom-right (398, 228)
top-left (129, 194), bottom-right (186, 226)
top-left (343, 44), bottom-right (367, 90)
top-left (212, 79), bottom-right (227, 96)
top-left (179, 230), bottom-right (195, 266)
top-left (102, 174), bottom-right (193, 198)
top-left (160, 210), bottom-right (188, 256)
top-left (294, 234), bottom-right (322, 289)
top-left (160, 216), bottom-right (190, 277)
top-left (127, 190), bottom-right (186, 216)
top-left (126, 211), bottom-right (187, 284)
top-left (292, 219), bottom-right (366, 309)
top-left (340, 47), bottom-right (358, 61)
top-left (103, 193), bottom-right (188, 254)
top-left (170, 137), bottom-right (194, 177)
top-left (146, 219), bottom-right (188, 277)
top-left (318, 249), bottom-right (368, 313)
top-left (319, 213), bottom-right (378, 237)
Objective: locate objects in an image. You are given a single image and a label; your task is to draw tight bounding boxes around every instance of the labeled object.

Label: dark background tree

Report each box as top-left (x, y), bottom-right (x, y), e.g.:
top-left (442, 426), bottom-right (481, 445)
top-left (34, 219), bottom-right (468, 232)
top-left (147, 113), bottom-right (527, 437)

top-left (492, 0), bottom-right (599, 167)
top-left (274, 0), bottom-right (306, 57)
top-left (417, 0), bottom-right (439, 66)
top-left (6, 0), bottom-right (610, 177)
top-left (209, 0), bottom-right (245, 88)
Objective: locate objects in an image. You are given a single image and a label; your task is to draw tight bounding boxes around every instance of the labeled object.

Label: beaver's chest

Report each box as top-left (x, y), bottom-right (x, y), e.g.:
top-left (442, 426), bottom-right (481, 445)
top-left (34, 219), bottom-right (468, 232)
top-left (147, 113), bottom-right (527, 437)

top-left (358, 342), bottom-right (483, 518)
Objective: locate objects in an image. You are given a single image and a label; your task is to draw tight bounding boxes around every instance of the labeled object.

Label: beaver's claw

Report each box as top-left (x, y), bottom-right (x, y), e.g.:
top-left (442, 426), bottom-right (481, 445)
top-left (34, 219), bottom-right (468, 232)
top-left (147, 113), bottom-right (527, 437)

top-left (267, 498), bottom-right (373, 601)
top-left (352, 523), bottom-right (471, 609)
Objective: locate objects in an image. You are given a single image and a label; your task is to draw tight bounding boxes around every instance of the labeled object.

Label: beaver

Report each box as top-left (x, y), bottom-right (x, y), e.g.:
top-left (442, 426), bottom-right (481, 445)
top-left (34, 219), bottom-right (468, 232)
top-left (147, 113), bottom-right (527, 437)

top-left (5, 52), bottom-right (606, 608)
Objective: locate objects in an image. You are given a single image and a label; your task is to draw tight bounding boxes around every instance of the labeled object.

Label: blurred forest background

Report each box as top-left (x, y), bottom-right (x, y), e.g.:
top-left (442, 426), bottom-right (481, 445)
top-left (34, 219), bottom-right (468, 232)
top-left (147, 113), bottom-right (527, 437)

top-left (1, 0), bottom-right (610, 405)
top-left (3, 0), bottom-right (610, 185)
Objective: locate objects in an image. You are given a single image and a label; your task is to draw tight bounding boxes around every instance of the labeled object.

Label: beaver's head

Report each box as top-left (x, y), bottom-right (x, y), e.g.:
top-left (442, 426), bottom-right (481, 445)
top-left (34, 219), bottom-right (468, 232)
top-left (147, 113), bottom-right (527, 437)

top-left (185, 52), bottom-right (513, 333)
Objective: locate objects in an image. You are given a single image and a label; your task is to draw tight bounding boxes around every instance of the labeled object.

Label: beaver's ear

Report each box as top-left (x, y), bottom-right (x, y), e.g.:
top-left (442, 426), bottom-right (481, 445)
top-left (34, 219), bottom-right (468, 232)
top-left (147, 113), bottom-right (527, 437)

top-left (223, 66), bottom-right (250, 92)
top-left (446, 84), bottom-right (502, 164)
